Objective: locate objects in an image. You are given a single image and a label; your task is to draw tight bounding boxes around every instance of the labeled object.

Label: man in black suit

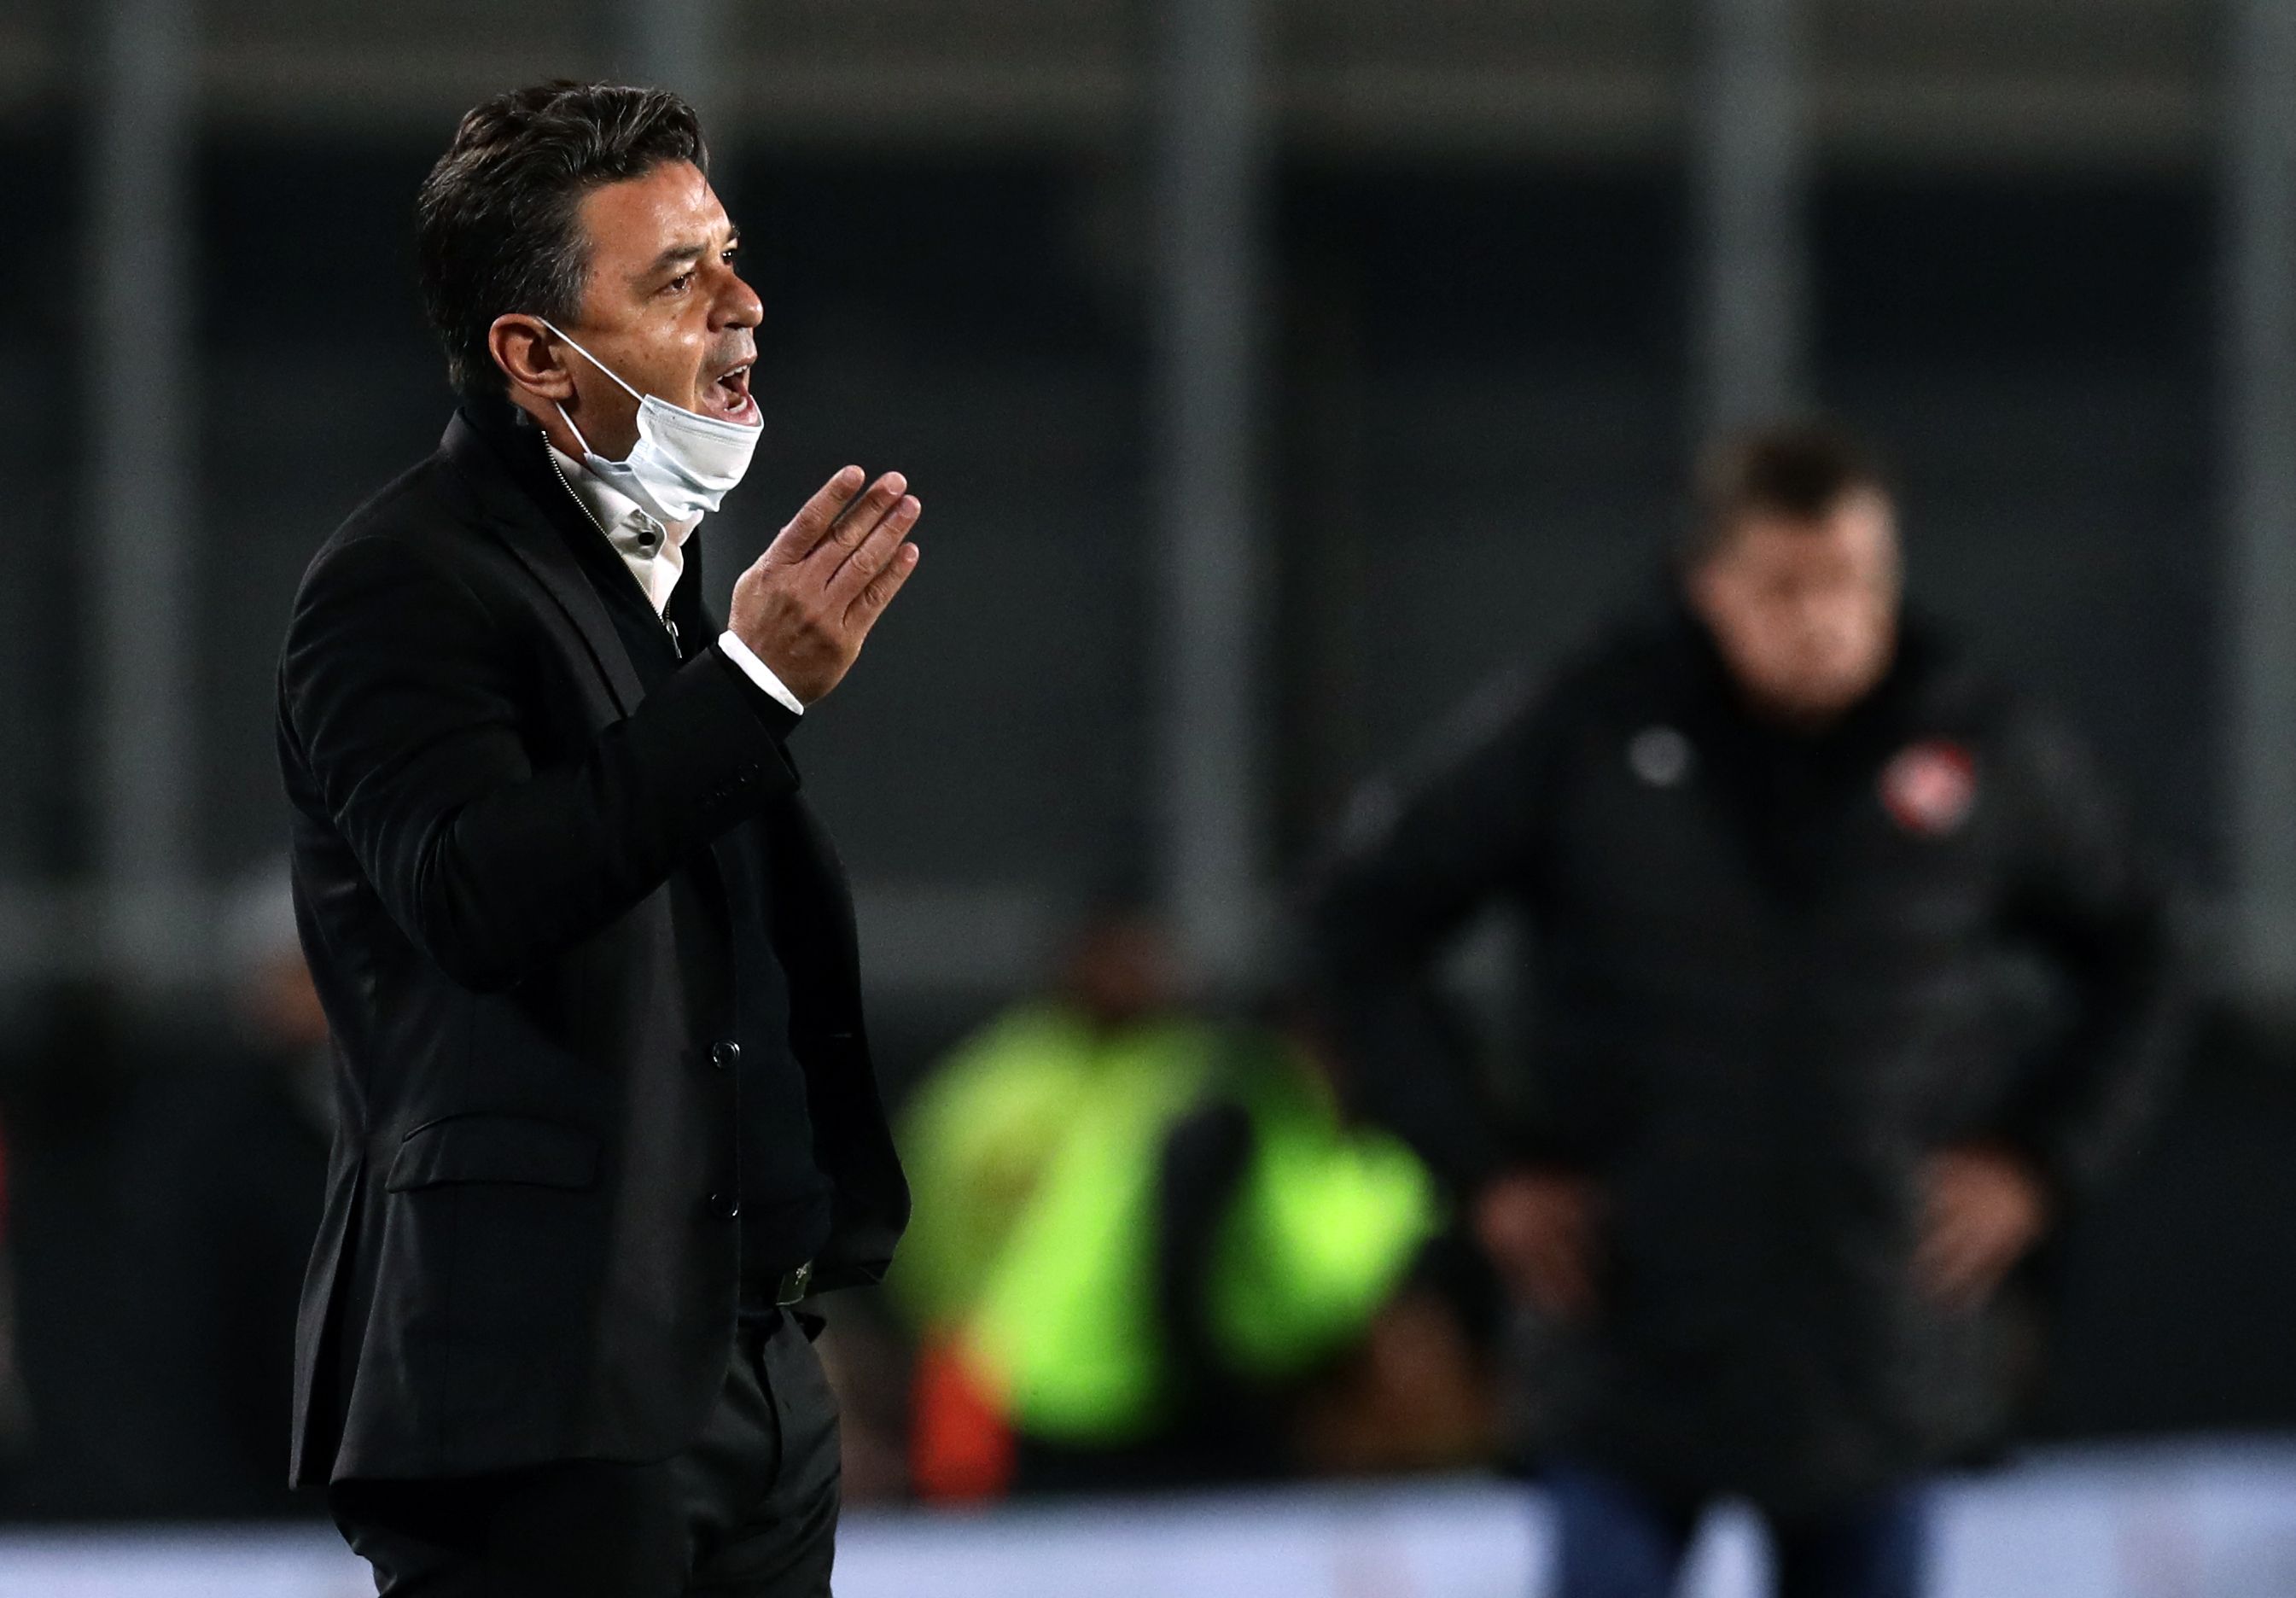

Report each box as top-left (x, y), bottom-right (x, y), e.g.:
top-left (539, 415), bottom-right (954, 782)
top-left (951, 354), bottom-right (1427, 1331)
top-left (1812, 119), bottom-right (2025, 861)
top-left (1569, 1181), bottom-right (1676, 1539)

top-left (277, 82), bottom-right (919, 1595)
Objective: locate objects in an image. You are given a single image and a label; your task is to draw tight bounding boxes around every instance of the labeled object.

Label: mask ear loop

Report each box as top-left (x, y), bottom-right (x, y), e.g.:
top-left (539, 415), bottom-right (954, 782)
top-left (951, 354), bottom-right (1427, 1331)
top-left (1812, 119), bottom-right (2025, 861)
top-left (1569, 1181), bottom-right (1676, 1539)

top-left (554, 402), bottom-right (596, 459)
top-left (535, 318), bottom-right (645, 458)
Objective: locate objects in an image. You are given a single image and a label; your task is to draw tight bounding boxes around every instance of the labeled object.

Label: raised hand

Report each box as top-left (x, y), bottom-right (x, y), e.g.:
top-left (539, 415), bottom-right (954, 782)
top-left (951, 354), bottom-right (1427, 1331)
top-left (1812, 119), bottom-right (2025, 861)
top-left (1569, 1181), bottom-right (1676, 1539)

top-left (730, 467), bottom-right (923, 706)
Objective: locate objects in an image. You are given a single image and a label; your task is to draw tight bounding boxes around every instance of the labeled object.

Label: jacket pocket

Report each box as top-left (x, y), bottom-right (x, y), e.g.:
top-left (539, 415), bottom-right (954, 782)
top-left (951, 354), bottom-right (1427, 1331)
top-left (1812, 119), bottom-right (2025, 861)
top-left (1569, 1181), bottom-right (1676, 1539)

top-left (384, 1113), bottom-right (600, 1193)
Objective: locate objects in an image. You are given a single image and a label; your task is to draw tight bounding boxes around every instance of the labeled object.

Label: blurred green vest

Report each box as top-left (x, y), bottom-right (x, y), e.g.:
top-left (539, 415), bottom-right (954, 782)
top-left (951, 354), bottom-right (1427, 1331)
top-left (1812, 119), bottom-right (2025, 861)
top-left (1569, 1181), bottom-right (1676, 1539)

top-left (964, 1034), bottom-right (1440, 1446)
top-left (892, 1005), bottom-right (1215, 1333)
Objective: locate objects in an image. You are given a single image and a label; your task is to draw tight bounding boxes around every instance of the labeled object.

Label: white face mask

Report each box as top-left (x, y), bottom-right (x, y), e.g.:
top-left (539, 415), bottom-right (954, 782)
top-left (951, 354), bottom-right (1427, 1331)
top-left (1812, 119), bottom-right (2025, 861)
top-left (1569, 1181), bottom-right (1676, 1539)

top-left (539, 318), bottom-right (761, 528)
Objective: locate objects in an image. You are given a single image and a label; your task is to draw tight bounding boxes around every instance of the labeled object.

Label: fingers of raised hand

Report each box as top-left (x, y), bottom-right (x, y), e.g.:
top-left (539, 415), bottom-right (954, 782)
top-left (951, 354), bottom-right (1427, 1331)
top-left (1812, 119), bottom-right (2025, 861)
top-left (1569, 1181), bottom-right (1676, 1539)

top-left (830, 494), bottom-right (922, 604)
top-left (850, 541), bottom-right (921, 626)
top-left (821, 472), bottom-right (908, 561)
top-left (761, 466), bottom-right (866, 567)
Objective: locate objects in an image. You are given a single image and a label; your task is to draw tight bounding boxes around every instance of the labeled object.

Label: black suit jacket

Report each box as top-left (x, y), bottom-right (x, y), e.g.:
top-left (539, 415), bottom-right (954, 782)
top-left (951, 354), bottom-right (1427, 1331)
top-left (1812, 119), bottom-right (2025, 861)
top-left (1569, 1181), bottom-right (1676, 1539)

top-left (276, 405), bottom-right (907, 1487)
top-left (1306, 602), bottom-right (2177, 1510)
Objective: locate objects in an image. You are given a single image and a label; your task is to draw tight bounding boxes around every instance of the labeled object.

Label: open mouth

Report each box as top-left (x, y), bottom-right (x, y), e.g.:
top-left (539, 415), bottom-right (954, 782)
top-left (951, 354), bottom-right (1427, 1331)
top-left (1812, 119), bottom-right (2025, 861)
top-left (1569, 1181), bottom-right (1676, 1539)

top-left (703, 360), bottom-right (759, 424)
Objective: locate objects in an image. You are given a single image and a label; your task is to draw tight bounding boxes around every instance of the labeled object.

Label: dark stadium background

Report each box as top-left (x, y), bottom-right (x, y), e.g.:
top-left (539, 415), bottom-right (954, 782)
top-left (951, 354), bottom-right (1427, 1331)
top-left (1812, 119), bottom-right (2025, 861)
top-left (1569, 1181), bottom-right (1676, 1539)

top-left (0, 2), bottom-right (2289, 1579)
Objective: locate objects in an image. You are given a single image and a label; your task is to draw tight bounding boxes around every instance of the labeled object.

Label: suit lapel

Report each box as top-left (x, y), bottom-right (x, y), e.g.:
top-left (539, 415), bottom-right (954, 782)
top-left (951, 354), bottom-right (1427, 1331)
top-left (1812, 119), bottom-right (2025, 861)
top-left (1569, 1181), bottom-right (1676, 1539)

top-left (440, 410), bottom-right (644, 717)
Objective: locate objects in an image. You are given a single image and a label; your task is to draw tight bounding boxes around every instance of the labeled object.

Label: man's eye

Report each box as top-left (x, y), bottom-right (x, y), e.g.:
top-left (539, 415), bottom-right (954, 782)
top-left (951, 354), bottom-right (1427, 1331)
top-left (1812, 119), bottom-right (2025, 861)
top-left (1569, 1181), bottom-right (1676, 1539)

top-left (665, 270), bottom-right (696, 295)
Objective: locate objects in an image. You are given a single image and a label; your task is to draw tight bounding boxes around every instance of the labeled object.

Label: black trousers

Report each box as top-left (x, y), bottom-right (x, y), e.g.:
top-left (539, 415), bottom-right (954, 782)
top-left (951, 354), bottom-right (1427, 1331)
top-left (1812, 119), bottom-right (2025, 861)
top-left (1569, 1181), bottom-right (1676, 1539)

top-left (328, 1311), bottom-right (840, 1597)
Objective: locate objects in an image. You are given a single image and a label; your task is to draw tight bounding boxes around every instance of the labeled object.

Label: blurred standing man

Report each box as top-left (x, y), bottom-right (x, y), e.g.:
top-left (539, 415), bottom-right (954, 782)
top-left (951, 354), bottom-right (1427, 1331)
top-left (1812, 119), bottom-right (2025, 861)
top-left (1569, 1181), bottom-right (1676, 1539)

top-left (277, 83), bottom-right (918, 1596)
top-left (1308, 424), bottom-right (2177, 1598)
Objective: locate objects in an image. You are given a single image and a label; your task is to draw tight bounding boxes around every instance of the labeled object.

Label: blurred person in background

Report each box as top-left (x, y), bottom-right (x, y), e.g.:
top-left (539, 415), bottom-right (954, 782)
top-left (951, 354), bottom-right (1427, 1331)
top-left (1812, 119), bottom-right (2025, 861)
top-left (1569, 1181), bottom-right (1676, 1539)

top-left (277, 82), bottom-right (918, 1596)
top-left (893, 906), bottom-right (1197, 1497)
top-left (1308, 422), bottom-right (2179, 1598)
top-left (894, 907), bottom-right (1191, 1353)
top-left (820, 909), bottom-right (1196, 1507)
top-left (900, 911), bottom-right (1483, 1499)
top-left (120, 871), bottom-right (330, 1518)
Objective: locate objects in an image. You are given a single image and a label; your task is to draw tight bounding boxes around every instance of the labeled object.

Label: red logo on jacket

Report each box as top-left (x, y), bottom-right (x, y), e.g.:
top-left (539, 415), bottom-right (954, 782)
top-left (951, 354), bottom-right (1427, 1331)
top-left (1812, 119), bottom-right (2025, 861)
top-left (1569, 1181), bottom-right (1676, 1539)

top-left (1879, 740), bottom-right (1978, 837)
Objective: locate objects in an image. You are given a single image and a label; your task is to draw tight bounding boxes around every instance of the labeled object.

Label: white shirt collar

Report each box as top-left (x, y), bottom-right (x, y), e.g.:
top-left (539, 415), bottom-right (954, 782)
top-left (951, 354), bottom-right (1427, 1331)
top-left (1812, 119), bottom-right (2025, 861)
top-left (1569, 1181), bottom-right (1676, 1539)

top-left (547, 442), bottom-right (700, 617)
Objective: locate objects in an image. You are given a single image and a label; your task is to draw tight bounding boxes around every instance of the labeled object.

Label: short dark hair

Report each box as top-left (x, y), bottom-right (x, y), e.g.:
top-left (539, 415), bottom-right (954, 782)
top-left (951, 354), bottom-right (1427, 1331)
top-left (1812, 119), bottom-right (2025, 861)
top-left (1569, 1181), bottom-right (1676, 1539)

top-left (415, 81), bottom-right (707, 400)
top-left (1681, 420), bottom-right (1891, 568)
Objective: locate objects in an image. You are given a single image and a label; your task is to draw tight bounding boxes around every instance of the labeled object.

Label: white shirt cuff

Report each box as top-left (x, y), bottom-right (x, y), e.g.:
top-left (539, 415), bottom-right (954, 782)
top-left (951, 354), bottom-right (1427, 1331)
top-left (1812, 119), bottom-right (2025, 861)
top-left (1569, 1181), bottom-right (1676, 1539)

top-left (716, 630), bottom-right (807, 717)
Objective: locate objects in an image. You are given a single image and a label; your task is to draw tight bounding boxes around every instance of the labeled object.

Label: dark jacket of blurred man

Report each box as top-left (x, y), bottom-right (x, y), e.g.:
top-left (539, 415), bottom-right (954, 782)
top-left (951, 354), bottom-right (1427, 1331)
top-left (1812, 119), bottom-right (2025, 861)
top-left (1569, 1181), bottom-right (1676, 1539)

top-left (1308, 424), bottom-right (2178, 1598)
top-left (277, 82), bottom-right (919, 1598)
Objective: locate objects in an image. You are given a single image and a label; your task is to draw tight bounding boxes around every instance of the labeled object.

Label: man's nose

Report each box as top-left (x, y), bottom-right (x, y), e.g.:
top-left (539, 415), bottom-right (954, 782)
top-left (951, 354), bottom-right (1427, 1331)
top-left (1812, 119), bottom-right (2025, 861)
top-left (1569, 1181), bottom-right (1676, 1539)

top-left (715, 269), bottom-right (763, 331)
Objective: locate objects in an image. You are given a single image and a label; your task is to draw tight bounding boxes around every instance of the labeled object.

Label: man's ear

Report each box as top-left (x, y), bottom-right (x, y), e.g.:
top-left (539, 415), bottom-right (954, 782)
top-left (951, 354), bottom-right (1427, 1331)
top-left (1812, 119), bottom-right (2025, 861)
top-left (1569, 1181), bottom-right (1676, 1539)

top-left (489, 314), bottom-right (573, 402)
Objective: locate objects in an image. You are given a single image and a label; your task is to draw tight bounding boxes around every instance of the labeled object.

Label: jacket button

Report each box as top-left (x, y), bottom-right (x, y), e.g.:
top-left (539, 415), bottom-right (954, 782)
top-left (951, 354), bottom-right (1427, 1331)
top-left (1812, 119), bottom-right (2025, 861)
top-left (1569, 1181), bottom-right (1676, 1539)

top-left (708, 1192), bottom-right (741, 1220)
top-left (709, 1040), bottom-right (741, 1070)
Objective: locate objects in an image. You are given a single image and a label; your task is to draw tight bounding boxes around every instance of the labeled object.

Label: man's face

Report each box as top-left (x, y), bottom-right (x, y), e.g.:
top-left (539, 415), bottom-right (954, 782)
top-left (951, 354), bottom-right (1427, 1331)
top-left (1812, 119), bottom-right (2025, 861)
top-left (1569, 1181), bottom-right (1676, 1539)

top-left (1687, 490), bottom-right (1903, 725)
top-left (545, 160), bottom-right (760, 458)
